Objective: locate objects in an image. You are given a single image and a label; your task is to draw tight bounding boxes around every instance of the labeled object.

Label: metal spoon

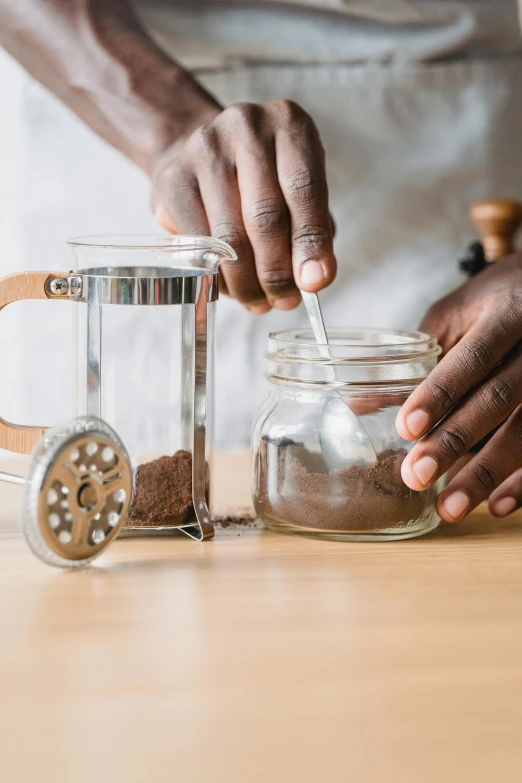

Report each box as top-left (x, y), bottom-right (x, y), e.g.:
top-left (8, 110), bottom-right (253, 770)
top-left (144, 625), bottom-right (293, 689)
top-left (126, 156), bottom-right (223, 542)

top-left (301, 291), bottom-right (377, 469)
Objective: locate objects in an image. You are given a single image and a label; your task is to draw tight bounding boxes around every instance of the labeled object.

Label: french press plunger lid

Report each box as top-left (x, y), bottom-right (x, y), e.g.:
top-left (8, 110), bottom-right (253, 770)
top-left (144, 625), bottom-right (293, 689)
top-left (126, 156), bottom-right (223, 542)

top-left (1, 416), bottom-right (132, 568)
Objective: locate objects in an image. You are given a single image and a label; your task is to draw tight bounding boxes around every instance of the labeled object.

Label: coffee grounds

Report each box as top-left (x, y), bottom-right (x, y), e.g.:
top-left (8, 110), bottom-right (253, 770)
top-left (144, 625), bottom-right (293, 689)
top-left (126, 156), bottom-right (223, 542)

top-left (128, 450), bottom-right (208, 528)
top-left (213, 514), bottom-right (260, 530)
top-left (256, 438), bottom-right (432, 533)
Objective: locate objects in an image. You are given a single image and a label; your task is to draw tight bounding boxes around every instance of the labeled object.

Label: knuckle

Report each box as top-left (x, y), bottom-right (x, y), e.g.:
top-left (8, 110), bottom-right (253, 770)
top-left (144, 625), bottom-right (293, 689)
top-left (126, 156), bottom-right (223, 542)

top-left (211, 222), bottom-right (249, 254)
top-left (227, 102), bottom-right (261, 133)
top-left (286, 170), bottom-right (324, 204)
top-left (225, 103), bottom-right (268, 152)
top-left (274, 100), bottom-right (318, 139)
top-left (470, 461), bottom-right (499, 492)
top-left (460, 337), bottom-right (494, 374)
top-left (272, 99), bottom-right (305, 123)
top-left (492, 294), bottom-right (522, 343)
top-left (292, 223), bottom-right (332, 250)
top-left (258, 267), bottom-right (296, 294)
top-left (437, 425), bottom-right (470, 459)
top-left (245, 198), bottom-right (289, 236)
top-left (482, 378), bottom-right (518, 416)
top-left (188, 124), bottom-right (220, 161)
top-left (497, 289), bottom-right (522, 322)
top-left (509, 288), bottom-right (522, 312)
top-left (425, 379), bottom-right (457, 410)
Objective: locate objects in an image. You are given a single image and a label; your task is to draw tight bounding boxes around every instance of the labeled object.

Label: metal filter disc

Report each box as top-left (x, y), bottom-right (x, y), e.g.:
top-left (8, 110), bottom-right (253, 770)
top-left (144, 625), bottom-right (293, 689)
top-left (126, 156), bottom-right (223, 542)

top-left (21, 417), bottom-right (132, 568)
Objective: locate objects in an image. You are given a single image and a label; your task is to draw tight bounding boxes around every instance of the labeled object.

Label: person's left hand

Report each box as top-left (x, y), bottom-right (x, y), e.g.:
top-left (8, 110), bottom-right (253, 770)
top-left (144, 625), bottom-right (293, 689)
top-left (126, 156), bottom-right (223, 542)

top-left (396, 253), bottom-right (522, 522)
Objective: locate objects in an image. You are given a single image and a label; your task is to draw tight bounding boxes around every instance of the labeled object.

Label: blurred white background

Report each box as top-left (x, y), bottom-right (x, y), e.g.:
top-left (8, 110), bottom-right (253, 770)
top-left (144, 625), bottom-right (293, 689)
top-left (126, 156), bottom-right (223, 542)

top-left (0, 50), bottom-right (157, 457)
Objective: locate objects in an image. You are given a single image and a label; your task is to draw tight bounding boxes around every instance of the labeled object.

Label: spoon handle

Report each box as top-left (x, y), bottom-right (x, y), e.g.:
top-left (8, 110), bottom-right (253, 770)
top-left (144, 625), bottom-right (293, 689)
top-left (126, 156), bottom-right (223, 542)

top-left (300, 291), bottom-right (331, 360)
top-left (301, 293), bottom-right (377, 465)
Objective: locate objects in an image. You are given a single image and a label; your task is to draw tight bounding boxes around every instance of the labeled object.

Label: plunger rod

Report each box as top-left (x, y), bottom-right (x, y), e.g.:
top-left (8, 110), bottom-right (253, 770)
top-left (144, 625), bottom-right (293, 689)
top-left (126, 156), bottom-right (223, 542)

top-left (0, 471), bottom-right (25, 486)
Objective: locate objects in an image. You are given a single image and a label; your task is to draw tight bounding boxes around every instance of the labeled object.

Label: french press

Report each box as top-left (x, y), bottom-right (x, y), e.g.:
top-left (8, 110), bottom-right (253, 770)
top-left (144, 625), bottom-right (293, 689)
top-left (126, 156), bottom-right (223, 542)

top-left (0, 235), bottom-right (237, 567)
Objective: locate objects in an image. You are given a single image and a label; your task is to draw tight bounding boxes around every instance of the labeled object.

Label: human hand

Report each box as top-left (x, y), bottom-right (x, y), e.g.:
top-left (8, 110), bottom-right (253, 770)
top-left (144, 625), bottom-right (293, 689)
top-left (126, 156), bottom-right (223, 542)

top-left (151, 100), bottom-right (336, 313)
top-left (396, 254), bottom-right (522, 521)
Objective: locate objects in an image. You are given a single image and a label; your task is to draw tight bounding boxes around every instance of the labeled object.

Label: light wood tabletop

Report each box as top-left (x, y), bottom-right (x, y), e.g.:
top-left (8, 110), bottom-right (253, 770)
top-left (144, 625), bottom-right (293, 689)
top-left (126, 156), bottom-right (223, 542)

top-left (1, 452), bottom-right (522, 783)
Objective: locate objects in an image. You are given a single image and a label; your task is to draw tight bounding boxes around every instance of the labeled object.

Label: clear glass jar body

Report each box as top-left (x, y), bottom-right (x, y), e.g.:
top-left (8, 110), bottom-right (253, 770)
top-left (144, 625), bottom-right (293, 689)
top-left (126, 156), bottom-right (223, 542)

top-left (68, 235), bottom-right (235, 532)
top-left (253, 328), bottom-right (442, 541)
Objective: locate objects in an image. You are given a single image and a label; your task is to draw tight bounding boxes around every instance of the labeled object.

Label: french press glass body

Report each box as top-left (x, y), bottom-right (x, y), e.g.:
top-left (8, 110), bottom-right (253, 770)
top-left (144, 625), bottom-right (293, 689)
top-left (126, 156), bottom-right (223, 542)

top-left (0, 235), bottom-right (236, 566)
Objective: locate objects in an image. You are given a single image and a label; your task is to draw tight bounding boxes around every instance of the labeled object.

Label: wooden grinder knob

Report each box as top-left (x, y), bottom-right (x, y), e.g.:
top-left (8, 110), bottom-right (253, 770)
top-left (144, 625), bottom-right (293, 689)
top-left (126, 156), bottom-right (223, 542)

top-left (470, 198), bottom-right (522, 261)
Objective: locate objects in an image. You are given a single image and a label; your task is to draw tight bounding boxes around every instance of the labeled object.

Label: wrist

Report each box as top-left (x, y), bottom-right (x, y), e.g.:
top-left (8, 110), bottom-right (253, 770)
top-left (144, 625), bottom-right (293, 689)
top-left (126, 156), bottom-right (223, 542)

top-left (70, 48), bottom-right (222, 175)
top-left (138, 67), bottom-right (222, 175)
top-left (63, 2), bottom-right (223, 174)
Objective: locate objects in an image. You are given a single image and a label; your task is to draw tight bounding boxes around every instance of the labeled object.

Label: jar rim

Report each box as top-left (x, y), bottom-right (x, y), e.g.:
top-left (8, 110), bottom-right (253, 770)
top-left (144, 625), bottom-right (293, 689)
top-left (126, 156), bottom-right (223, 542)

top-left (267, 327), bottom-right (440, 386)
top-left (269, 327), bottom-right (439, 361)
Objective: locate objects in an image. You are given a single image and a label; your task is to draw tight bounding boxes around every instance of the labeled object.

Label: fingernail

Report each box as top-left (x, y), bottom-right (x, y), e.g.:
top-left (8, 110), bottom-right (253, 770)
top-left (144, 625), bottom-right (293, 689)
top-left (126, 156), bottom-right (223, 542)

top-left (405, 409), bottom-right (430, 438)
top-left (299, 260), bottom-right (326, 286)
top-left (442, 491), bottom-right (469, 521)
top-left (412, 456), bottom-right (438, 487)
top-left (492, 496), bottom-right (517, 517)
top-left (273, 296), bottom-right (301, 311)
top-left (248, 303), bottom-right (271, 315)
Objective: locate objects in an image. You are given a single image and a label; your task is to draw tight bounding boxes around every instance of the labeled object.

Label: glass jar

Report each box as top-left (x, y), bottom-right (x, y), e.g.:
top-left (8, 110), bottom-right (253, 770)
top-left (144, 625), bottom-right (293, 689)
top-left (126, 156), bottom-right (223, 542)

top-left (253, 328), bottom-right (442, 541)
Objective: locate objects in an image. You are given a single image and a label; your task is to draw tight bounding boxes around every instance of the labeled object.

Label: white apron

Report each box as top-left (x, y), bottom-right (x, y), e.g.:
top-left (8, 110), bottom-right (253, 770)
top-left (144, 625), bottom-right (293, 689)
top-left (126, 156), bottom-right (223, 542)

top-left (1, 1), bottom-right (522, 450)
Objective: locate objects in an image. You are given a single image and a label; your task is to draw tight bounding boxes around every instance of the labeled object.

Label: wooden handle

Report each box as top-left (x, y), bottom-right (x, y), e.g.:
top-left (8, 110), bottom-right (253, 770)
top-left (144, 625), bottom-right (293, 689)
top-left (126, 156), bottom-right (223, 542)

top-left (0, 271), bottom-right (68, 454)
top-left (470, 198), bottom-right (522, 261)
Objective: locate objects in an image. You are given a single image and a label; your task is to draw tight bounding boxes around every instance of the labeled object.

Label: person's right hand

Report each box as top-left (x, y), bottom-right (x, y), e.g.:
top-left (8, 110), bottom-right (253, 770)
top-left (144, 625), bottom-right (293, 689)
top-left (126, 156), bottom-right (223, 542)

top-left (151, 100), bottom-right (337, 313)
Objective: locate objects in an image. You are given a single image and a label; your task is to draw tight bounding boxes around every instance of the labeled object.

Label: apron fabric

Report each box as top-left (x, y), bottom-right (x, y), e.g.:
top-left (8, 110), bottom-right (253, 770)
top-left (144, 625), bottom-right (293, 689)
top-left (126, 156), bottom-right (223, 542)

top-left (138, 0), bottom-right (522, 67)
top-left (1, 2), bottom-right (522, 450)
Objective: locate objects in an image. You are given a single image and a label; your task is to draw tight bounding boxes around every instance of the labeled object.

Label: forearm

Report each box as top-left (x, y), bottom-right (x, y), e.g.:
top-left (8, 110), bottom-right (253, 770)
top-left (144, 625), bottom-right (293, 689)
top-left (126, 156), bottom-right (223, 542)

top-left (0, 0), bottom-right (221, 173)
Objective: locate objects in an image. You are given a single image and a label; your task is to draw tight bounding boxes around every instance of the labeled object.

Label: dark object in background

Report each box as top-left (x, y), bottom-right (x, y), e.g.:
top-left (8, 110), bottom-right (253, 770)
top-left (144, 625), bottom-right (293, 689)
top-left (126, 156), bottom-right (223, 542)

top-left (459, 240), bottom-right (488, 277)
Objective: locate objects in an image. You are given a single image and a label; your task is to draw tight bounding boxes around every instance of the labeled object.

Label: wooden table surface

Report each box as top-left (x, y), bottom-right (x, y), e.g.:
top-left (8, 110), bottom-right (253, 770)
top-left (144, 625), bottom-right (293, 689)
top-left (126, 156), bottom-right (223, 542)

top-left (2, 453), bottom-right (522, 783)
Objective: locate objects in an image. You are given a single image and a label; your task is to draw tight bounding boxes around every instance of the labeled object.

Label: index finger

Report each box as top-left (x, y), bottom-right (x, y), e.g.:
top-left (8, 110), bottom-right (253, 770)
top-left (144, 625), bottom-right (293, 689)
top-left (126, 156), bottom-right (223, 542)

top-left (274, 107), bottom-right (336, 292)
top-left (396, 319), bottom-right (521, 441)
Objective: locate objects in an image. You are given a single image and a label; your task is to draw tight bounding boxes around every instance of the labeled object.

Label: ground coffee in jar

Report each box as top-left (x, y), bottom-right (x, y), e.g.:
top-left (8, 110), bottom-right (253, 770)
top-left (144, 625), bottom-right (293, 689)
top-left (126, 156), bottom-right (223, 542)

top-left (257, 437), bottom-right (428, 534)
